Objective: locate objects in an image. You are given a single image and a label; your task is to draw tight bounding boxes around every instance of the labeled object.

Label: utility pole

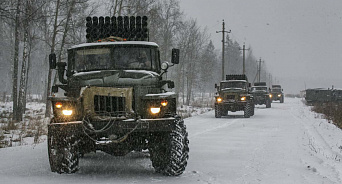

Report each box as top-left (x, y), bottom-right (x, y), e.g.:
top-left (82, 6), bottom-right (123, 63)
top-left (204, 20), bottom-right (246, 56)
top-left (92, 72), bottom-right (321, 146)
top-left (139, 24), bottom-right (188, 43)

top-left (257, 58), bottom-right (263, 82)
top-left (239, 43), bottom-right (249, 74)
top-left (216, 20), bottom-right (231, 81)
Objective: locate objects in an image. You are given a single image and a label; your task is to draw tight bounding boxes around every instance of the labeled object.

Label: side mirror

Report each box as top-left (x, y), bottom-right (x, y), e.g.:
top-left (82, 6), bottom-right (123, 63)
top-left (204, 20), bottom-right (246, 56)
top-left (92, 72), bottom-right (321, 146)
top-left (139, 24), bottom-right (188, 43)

top-left (168, 81), bottom-right (175, 89)
top-left (171, 48), bottom-right (180, 64)
top-left (49, 53), bottom-right (56, 69)
top-left (215, 84), bottom-right (217, 89)
top-left (52, 86), bottom-right (58, 93)
top-left (248, 83), bottom-right (251, 87)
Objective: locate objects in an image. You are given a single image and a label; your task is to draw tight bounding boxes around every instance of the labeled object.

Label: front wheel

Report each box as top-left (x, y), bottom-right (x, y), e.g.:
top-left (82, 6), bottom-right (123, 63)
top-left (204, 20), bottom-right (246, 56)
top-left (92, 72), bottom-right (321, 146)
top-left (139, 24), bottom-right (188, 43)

top-left (48, 126), bottom-right (80, 174)
top-left (215, 104), bottom-right (222, 118)
top-left (280, 96), bottom-right (284, 103)
top-left (244, 102), bottom-right (252, 118)
top-left (266, 99), bottom-right (271, 108)
top-left (149, 118), bottom-right (189, 176)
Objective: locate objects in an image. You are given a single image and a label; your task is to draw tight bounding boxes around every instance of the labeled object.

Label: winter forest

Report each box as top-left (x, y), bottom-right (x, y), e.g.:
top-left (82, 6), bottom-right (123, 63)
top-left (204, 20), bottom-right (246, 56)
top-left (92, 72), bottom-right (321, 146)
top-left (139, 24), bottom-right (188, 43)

top-left (0, 0), bottom-right (270, 120)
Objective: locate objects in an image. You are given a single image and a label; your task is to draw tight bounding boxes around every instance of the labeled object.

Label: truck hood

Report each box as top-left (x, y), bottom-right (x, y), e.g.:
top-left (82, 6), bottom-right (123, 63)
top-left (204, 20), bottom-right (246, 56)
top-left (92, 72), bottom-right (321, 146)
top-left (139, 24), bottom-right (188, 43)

top-left (221, 88), bottom-right (247, 93)
top-left (71, 70), bottom-right (160, 87)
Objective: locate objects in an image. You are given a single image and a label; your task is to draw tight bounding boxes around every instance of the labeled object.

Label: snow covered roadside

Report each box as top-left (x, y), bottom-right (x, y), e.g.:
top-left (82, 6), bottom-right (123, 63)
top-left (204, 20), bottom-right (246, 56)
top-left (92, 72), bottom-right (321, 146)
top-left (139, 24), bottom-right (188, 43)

top-left (289, 99), bottom-right (342, 182)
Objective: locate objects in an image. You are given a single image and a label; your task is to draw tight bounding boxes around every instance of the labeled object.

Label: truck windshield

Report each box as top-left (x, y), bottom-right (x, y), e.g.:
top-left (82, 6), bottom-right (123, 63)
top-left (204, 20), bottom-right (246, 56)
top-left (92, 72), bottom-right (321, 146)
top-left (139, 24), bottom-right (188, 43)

top-left (74, 46), bottom-right (157, 72)
top-left (272, 88), bottom-right (282, 92)
top-left (221, 81), bottom-right (246, 89)
top-left (251, 87), bottom-right (267, 92)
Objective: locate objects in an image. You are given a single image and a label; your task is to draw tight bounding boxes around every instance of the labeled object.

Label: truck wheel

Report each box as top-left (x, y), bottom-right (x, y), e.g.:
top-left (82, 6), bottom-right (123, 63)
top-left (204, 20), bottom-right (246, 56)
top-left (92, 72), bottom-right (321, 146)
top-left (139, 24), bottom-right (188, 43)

top-left (244, 102), bottom-right (251, 118)
top-left (48, 126), bottom-right (80, 174)
top-left (149, 119), bottom-right (189, 176)
top-left (215, 104), bottom-right (222, 118)
top-left (251, 102), bottom-right (255, 116)
top-left (280, 97), bottom-right (284, 103)
top-left (266, 99), bottom-right (271, 108)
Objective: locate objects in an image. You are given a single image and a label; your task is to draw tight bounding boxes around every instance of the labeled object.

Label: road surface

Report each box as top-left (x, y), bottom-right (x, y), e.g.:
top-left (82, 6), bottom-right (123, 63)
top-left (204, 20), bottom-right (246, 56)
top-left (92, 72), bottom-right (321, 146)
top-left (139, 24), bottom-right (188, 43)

top-left (0, 98), bottom-right (341, 184)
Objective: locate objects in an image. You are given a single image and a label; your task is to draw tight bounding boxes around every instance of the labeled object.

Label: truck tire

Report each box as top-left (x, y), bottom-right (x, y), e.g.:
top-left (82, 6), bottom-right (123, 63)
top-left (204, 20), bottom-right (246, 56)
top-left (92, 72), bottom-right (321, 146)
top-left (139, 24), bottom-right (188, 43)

top-left (266, 99), bottom-right (271, 108)
top-left (215, 104), bottom-right (222, 118)
top-left (251, 102), bottom-right (255, 116)
top-left (244, 102), bottom-right (251, 118)
top-left (48, 126), bottom-right (80, 174)
top-left (149, 118), bottom-right (189, 176)
top-left (280, 96), bottom-right (284, 103)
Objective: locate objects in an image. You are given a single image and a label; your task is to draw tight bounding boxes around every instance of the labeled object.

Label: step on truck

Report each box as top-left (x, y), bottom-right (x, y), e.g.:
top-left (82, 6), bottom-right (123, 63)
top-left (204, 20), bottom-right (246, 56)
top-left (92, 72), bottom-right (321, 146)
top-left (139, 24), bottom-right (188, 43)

top-left (47, 16), bottom-right (189, 176)
top-left (250, 82), bottom-right (271, 108)
top-left (214, 74), bottom-right (254, 118)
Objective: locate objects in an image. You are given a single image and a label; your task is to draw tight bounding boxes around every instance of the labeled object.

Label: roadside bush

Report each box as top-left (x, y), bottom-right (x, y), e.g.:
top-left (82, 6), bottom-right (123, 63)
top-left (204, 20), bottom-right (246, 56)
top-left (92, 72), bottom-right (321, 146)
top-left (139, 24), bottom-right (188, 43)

top-left (312, 102), bottom-right (342, 129)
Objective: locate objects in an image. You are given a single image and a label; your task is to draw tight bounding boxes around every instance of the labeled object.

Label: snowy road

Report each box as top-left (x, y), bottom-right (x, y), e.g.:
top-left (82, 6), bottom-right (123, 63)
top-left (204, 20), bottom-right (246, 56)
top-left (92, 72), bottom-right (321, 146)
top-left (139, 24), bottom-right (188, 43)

top-left (1, 98), bottom-right (342, 184)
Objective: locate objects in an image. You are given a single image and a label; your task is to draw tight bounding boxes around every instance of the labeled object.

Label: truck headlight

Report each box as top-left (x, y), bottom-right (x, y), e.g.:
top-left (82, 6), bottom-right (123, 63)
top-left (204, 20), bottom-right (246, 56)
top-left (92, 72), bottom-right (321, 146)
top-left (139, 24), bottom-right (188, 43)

top-left (150, 107), bottom-right (161, 114)
top-left (240, 96), bottom-right (246, 101)
top-left (161, 100), bottom-right (168, 107)
top-left (217, 97), bottom-right (222, 103)
top-left (269, 94), bottom-right (272, 98)
top-left (278, 94), bottom-right (281, 97)
top-left (62, 110), bottom-right (73, 116)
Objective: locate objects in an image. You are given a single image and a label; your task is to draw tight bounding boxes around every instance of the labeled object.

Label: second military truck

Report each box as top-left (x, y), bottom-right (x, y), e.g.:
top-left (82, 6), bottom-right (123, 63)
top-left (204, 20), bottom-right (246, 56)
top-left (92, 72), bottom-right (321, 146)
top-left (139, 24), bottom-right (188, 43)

top-left (250, 82), bottom-right (271, 108)
top-left (214, 74), bottom-right (254, 118)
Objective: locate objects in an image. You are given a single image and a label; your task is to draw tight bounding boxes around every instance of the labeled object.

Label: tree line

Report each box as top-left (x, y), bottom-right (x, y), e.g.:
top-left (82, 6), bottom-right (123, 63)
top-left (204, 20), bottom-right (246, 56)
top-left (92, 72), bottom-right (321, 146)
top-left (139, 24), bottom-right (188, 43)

top-left (0, 0), bottom-right (271, 121)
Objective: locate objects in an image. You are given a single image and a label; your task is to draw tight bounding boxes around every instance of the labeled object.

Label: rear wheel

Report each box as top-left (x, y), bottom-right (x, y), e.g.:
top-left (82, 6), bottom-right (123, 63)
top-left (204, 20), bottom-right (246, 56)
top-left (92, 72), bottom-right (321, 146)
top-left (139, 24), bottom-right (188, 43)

top-left (149, 118), bottom-right (189, 176)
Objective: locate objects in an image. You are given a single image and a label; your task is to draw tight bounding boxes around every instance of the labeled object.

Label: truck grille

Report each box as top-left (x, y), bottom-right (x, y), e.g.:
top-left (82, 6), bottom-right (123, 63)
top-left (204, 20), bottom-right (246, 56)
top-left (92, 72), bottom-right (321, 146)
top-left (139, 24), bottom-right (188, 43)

top-left (94, 95), bottom-right (126, 116)
top-left (226, 95), bottom-right (236, 100)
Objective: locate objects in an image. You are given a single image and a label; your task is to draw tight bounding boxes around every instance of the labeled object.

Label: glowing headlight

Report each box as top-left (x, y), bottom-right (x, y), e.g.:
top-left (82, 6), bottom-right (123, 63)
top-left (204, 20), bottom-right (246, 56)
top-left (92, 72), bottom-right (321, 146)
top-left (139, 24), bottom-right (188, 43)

top-left (55, 102), bottom-right (62, 109)
top-left (161, 100), bottom-right (168, 107)
top-left (150, 107), bottom-right (161, 114)
top-left (217, 97), bottom-right (222, 103)
top-left (278, 94), bottom-right (281, 97)
top-left (62, 110), bottom-right (73, 116)
top-left (240, 96), bottom-right (246, 101)
top-left (269, 94), bottom-right (273, 98)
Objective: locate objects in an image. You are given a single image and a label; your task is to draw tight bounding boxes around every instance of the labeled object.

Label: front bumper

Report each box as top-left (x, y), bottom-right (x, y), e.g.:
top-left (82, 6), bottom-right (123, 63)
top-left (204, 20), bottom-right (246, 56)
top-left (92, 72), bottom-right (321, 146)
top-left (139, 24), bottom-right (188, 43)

top-left (48, 117), bottom-right (177, 136)
top-left (216, 101), bottom-right (247, 111)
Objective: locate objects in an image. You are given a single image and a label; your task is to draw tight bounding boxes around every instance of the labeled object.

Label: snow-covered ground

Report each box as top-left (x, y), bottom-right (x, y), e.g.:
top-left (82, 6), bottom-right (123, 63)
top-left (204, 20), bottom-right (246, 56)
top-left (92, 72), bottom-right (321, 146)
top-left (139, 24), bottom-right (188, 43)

top-left (0, 98), bottom-right (341, 184)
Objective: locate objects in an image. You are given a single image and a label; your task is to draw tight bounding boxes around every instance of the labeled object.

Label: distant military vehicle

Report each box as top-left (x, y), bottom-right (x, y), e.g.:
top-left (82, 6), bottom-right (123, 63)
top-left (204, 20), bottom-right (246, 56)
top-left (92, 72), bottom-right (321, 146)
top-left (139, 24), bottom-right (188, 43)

top-left (250, 82), bottom-right (271, 108)
top-left (214, 74), bottom-right (254, 118)
top-left (305, 88), bottom-right (333, 103)
top-left (47, 16), bottom-right (189, 176)
top-left (270, 85), bottom-right (284, 103)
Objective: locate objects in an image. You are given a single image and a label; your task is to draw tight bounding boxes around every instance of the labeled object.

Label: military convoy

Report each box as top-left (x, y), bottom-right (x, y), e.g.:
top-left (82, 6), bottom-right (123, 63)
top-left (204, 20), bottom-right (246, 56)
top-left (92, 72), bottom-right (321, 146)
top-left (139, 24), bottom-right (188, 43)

top-left (270, 85), bottom-right (284, 103)
top-left (47, 16), bottom-right (189, 176)
top-left (214, 74), bottom-right (254, 118)
top-left (250, 82), bottom-right (271, 108)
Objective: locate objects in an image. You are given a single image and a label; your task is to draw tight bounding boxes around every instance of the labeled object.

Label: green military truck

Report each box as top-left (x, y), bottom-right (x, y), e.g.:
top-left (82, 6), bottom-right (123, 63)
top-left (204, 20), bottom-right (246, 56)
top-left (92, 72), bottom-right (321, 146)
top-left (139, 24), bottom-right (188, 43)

top-left (270, 85), bottom-right (284, 103)
top-left (250, 82), bottom-right (271, 108)
top-left (214, 74), bottom-right (254, 118)
top-left (47, 16), bottom-right (189, 176)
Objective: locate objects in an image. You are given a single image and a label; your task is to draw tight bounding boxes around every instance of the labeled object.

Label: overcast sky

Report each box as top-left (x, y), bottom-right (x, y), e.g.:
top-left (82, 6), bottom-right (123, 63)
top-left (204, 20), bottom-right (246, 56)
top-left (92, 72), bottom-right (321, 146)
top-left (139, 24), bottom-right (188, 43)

top-left (179, 0), bottom-right (342, 93)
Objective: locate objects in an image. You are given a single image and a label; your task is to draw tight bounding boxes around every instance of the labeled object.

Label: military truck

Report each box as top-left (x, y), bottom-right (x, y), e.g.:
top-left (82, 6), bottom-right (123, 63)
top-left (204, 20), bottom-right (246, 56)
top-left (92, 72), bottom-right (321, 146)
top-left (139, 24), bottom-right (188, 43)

top-left (214, 74), bottom-right (254, 118)
top-left (250, 82), bottom-right (271, 108)
top-left (305, 88), bottom-right (333, 104)
top-left (47, 16), bottom-right (189, 176)
top-left (270, 84), bottom-right (284, 103)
